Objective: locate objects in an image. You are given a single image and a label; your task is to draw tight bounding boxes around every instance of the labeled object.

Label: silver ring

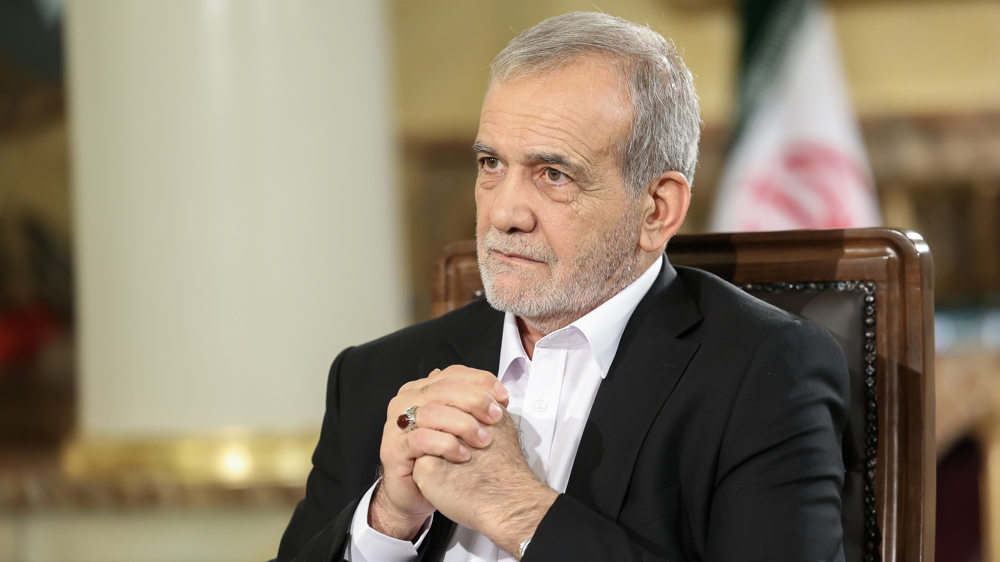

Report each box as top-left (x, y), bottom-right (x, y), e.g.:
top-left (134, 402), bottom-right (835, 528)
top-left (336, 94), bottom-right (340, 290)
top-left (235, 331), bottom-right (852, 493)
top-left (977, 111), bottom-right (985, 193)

top-left (396, 405), bottom-right (418, 432)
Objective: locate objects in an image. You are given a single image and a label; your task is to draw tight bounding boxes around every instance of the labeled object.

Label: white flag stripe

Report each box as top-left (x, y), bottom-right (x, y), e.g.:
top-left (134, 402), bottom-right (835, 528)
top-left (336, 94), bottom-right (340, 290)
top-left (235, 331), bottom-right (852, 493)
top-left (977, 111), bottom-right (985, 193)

top-left (710, 3), bottom-right (881, 231)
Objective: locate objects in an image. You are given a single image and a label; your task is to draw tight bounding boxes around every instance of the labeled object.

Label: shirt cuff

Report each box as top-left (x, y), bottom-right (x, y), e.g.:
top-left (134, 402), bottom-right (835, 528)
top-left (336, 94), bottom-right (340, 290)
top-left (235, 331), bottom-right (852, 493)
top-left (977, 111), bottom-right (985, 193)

top-left (347, 480), bottom-right (433, 562)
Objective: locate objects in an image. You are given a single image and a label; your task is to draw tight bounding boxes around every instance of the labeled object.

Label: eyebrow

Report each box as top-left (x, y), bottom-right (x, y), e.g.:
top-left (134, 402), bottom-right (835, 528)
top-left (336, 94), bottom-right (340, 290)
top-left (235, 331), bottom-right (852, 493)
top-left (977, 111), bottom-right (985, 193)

top-left (529, 151), bottom-right (584, 178)
top-left (472, 141), bottom-right (496, 155)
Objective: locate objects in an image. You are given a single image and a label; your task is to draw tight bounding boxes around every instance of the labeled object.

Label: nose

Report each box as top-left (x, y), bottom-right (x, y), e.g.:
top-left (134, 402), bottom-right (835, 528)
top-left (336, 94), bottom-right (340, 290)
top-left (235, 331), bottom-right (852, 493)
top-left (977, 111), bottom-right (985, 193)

top-left (487, 170), bottom-right (536, 234)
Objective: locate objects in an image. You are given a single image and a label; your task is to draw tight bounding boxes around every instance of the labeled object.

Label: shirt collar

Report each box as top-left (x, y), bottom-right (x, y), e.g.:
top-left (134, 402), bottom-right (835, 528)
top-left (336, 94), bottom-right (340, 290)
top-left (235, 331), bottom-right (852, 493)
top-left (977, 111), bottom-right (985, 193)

top-left (497, 257), bottom-right (663, 380)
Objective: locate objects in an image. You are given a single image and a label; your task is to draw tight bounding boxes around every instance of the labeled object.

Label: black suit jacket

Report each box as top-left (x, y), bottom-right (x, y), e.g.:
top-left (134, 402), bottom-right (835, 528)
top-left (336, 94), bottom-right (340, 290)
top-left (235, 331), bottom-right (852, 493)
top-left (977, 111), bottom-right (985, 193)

top-left (277, 258), bottom-right (850, 561)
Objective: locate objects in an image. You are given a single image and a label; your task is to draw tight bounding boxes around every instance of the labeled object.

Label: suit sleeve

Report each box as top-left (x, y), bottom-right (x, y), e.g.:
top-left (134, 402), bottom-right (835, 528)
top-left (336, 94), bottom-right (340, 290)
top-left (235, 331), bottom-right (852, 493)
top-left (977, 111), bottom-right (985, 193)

top-left (277, 348), bottom-right (360, 562)
top-left (524, 320), bottom-right (850, 562)
top-left (706, 319), bottom-right (849, 561)
top-left (276, 345), bottom-right (457, 562)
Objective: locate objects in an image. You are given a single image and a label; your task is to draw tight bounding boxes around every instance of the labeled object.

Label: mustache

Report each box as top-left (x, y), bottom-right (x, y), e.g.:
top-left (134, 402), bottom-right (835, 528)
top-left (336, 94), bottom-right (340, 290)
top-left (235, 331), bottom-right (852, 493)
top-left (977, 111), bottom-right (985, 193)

top-left (480, 229), bottom-right (556, 263)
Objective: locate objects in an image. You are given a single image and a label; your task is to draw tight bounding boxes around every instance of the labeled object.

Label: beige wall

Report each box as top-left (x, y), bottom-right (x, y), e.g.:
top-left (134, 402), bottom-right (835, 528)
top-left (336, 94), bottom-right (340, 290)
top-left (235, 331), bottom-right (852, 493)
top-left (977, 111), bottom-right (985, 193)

top-left (392, 0), bottom-right (737, 137)
top-left (392, 0), bottom-right (1000, 139)
top-left (838, 1), bottom-right (1000, 117)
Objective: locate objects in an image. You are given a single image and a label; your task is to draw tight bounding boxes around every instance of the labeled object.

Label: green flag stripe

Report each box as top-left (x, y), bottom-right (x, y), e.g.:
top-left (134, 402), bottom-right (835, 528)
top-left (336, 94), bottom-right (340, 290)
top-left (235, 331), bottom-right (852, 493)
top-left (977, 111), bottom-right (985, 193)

top-left (733, 0), bottom-right (814, 144)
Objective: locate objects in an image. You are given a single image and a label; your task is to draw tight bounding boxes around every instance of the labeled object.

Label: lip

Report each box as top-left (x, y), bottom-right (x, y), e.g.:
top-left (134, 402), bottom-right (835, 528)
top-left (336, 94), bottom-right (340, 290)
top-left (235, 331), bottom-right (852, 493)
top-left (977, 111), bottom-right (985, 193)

top-left (491, 249), bottom-right (545, 265)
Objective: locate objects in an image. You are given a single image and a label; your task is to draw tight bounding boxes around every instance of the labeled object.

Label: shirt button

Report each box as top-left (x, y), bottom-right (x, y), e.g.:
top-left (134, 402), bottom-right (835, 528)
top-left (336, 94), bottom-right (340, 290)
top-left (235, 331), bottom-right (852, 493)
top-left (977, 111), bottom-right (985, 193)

top-left (533, 399), bottom-right (547, 412)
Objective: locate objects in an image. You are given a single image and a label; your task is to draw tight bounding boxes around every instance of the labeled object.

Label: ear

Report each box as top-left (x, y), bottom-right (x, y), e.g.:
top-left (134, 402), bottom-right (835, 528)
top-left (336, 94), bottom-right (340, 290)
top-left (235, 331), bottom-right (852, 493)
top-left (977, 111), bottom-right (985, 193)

top-left (638, 171), bottom-right (691, 253)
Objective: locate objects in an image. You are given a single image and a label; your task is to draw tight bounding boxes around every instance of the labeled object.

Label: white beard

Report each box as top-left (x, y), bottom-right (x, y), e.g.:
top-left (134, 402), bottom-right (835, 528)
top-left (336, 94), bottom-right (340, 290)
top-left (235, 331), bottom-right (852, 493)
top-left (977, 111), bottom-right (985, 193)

top-left (476, 207), bottom-right (642, 335)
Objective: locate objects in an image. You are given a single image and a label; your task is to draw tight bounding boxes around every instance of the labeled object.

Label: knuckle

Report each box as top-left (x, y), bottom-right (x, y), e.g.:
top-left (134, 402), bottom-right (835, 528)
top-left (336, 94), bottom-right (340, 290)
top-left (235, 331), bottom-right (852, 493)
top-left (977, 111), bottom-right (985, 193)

top-left (387, 396), bottom-right (406, 415)
top-left (418, 380), bottom-right (435, 395)
top-left (410, 429), bottom-right (429, 449)
top-left (416, 404), bottom-right (434, 426)
top-left (432, 377), bottom-right (453, 392)
top-left (424, 401), bottom-right (448, 420)
top-left (399, 434), bottom-right (415, 457)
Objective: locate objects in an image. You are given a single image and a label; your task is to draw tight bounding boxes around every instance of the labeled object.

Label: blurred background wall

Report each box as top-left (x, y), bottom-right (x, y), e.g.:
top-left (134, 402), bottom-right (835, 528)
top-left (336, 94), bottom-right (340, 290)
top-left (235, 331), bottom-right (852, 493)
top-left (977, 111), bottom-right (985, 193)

top-left (67, 1), bottom-right (406, 440)
top-left (0, 0), bottom-right (998, 561)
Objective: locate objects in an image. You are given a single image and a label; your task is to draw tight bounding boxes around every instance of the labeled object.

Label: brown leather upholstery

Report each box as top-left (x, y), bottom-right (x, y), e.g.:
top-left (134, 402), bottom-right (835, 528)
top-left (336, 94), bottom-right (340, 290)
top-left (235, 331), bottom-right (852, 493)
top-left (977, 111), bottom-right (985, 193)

top-left (431, 228), bottom-right (935, 562)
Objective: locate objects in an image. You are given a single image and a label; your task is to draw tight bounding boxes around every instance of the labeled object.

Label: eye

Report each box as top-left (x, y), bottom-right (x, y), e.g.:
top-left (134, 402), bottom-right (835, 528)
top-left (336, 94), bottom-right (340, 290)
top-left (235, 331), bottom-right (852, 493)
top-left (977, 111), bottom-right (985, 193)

top-left (480, 157), bottom-right (501, 171)
top-left (544, 168), bottom-right (568, 183)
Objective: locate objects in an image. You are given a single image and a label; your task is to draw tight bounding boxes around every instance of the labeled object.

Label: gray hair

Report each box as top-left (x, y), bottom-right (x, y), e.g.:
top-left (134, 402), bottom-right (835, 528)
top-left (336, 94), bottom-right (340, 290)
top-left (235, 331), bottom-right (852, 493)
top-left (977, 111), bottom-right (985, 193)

top-left (489, 12), bottom-right (701, 195)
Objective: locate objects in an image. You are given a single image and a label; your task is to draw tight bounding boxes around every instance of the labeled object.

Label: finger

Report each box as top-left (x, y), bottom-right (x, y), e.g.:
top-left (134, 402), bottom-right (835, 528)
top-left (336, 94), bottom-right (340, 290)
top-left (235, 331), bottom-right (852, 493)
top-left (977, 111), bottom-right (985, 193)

top-left (388, 367), bottom-right (509, 431)
top-left (403, 427), bottom-right (472, 464)
top-left (429, 366), bottom-right (510, 407)
top-left (415, 401), bottom-right (493, 448)
top-left (418, 377), bottom-right (507, 424)
top-left (494, 381), bottom-right (510, 408)
top-left (388, 390), bottom-right (502, 428)
top-left (384, 397), bottom-right (498, 450)
top-left (410, 455), bottom-right (446, 487)
top-left (396, 367), bottom-right (501, 402)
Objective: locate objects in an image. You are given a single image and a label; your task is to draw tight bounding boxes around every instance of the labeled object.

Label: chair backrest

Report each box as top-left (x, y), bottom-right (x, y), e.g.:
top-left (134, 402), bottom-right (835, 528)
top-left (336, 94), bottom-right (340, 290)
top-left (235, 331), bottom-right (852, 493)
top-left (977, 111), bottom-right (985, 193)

top-left (432, 228), bottom-right (935, 562)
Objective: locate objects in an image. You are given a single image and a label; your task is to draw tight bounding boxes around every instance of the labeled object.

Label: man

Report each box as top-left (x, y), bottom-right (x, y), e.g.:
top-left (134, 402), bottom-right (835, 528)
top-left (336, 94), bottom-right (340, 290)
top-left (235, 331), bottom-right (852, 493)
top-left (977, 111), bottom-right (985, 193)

top-left (277, 11), bottom-right (849, 562)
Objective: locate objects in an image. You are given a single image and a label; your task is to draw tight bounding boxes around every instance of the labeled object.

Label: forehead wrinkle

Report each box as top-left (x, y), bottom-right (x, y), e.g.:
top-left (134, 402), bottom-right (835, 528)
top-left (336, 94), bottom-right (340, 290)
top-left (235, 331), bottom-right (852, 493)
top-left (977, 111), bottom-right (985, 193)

top-left (522, 57), bottom-right (632, 142)
top-left (519, 120), bottom-right (607, 183)
top-left (486, 110), bottom-right (608, 173)
top-left (525, 90), bottom-right (624, 160)
top-left (478, 63), bottom-right (630, 186)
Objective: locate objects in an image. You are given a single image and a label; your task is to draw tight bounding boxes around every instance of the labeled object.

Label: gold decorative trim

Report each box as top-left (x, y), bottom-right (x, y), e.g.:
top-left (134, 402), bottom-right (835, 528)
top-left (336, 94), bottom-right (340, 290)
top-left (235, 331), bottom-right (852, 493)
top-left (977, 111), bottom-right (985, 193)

top-left (61, 430), bottom-right (320, 487)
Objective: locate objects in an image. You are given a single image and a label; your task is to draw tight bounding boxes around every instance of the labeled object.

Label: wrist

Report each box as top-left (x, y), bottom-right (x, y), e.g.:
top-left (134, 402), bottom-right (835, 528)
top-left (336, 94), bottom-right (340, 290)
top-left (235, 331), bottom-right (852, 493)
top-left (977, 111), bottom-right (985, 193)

top-left (486, 482), bottom-right (557, 557)
top-left (369, 482), bottom-right (432, 541)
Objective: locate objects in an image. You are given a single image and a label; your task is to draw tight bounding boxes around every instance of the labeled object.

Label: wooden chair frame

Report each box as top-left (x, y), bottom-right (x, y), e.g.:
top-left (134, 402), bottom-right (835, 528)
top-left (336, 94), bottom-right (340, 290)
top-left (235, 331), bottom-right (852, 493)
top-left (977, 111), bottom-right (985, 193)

top-left (432, 228), bottom-right (935, 562)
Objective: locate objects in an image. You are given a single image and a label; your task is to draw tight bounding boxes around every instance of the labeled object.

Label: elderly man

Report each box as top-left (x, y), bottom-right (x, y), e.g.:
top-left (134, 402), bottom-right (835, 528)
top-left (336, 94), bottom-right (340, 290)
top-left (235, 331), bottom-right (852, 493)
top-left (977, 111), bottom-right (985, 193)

top-left (277, 12), bottom-right (849, 562)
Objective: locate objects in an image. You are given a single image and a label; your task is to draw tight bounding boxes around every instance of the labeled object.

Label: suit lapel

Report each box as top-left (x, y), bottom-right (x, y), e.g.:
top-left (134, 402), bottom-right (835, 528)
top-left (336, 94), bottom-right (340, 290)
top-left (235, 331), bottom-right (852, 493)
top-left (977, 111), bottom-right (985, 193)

top-left (446, 303), bottom-right (506, 373)
top-left (418, 260), bottom-right (703, 550)
top-left (418, 301), bottom-right (504, 560)
top-left (566, 258), bottom-right (703, 519)
top-left (426, 300), bottom-right (505, 375)
top-left (414, 301), bottom-right (505, 378)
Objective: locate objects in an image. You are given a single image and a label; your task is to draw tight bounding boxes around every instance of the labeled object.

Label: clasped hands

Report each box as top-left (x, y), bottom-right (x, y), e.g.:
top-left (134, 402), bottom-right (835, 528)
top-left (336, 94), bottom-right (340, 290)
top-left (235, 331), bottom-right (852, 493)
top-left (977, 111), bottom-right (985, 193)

top-left (370, 365), bottom-right (557, 557)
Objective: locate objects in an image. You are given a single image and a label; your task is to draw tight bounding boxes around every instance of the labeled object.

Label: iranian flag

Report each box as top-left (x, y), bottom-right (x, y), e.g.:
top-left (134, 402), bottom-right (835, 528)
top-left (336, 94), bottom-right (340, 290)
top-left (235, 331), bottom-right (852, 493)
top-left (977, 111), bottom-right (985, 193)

top-left (709, 0), bottom-right (881, 231)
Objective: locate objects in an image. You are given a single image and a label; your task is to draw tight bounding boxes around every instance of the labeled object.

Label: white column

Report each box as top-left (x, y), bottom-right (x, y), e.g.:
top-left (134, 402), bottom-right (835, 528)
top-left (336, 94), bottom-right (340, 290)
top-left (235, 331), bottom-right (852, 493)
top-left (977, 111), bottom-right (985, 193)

top-left (66, 0), bottom-right (404, 440)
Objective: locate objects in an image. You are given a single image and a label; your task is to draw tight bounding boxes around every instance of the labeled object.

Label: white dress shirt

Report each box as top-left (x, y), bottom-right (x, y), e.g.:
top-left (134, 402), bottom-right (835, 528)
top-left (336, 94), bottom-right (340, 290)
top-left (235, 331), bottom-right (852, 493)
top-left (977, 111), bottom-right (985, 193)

top-left (347, 259), bottom-right (662, 562)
